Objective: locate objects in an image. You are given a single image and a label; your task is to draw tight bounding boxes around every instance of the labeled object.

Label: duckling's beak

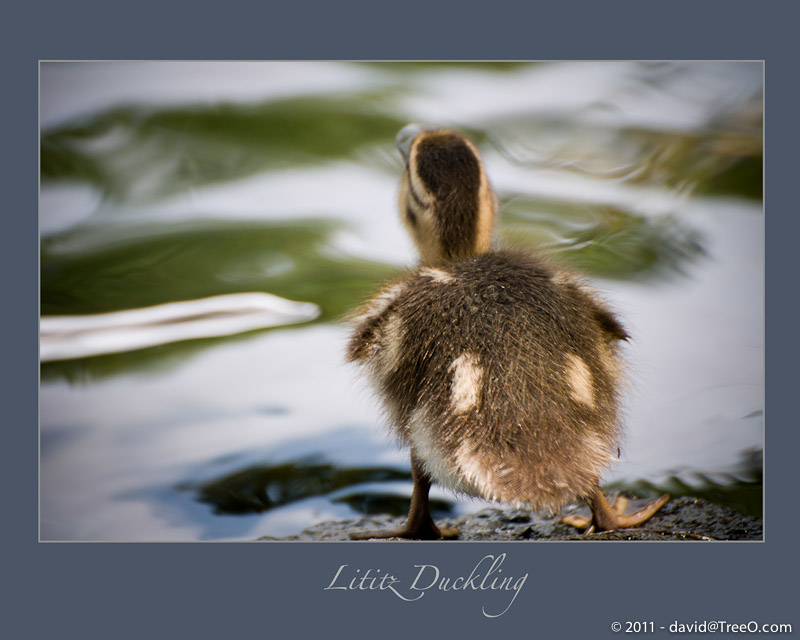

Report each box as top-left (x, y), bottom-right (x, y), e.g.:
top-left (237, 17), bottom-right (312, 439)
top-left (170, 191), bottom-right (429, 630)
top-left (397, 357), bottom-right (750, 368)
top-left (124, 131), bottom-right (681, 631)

top-left (396, 123), bottom-right (426, 163)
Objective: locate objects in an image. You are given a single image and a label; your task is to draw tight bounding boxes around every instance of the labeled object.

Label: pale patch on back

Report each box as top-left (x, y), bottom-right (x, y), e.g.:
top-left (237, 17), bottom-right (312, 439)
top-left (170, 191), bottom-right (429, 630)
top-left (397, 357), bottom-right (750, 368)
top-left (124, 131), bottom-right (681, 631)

top-left (565, 353), bottom-right (595, 408)
top-left (419, 267), bottom-right (455, 283)
top-left (455, 440), bottom-right (502, 501)
top-left (448, 352), bottom-right (484, 414)
top-left (373, 313), bottom-right (405, 378)
top-left (551, 270), bottom-right (595, 297)
top-left (550, 271), bottom-right (575, 288)
top-left (352, 282), bottom-right (405, 326)
top-left (406, 408), bottom-right (477, 496)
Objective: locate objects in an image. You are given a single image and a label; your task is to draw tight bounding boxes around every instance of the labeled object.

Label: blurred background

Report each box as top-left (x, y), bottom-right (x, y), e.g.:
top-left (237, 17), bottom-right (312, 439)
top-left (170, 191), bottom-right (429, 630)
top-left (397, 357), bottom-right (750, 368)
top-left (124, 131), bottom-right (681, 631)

top-left (39, 61), bottom-right (763, 541)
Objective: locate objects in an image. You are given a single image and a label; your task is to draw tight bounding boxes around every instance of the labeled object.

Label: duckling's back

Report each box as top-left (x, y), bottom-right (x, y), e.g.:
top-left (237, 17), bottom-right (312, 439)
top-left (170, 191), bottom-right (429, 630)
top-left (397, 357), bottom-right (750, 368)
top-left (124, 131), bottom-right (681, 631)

top-left (348, 249), bottom-right (629, 511)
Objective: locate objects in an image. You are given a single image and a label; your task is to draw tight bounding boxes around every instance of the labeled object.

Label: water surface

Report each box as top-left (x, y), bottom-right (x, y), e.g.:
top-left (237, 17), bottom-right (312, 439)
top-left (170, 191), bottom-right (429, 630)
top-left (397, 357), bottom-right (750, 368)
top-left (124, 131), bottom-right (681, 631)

top-left (40, 61), bottom-right (763, 540)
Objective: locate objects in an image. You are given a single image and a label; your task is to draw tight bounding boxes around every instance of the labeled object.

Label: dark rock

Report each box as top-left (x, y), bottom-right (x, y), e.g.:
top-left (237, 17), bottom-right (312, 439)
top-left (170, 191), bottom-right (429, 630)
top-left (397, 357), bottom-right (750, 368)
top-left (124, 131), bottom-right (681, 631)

top-left (258, 496), bottom-right (762, 541)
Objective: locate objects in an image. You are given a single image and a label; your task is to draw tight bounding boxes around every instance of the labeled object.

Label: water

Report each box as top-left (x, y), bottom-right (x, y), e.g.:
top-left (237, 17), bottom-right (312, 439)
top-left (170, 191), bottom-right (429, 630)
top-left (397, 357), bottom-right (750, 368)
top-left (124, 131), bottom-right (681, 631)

top-left (39, 61), bottom-right (763, 541)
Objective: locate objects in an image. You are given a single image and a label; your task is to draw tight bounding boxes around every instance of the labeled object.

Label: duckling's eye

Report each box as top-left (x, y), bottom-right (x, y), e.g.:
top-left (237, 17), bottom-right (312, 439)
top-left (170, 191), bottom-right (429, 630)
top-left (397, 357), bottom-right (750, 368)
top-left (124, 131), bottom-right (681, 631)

top-left (405, 205), bottom-right (418, 229)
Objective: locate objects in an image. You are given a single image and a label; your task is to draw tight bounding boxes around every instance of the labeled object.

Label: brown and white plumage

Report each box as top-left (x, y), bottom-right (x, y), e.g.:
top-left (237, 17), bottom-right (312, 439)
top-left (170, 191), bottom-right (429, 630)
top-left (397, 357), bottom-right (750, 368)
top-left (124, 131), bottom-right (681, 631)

top-left (347, 124), bottom-right (667, 539)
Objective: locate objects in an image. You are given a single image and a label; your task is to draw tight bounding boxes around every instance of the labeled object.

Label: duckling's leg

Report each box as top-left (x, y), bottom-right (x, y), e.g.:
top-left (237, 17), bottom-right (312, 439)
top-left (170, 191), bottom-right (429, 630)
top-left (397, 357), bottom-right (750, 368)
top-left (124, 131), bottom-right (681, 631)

top-left (563, 486), bottom-right (669, 532)
top-left (589, 488), bottom-right (669, 531)
top-left (350, 455), bottom-right (458, 540)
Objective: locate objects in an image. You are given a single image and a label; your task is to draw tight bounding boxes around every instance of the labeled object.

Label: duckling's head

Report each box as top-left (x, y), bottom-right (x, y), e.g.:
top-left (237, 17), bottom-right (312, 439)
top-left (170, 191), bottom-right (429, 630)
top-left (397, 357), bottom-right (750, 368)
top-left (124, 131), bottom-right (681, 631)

top-left (396, 124), bottom-right (498, 266)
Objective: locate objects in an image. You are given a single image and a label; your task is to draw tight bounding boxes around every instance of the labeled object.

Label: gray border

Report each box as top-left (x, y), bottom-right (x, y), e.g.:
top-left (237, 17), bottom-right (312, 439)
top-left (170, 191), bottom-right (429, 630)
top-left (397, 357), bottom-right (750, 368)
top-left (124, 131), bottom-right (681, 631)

top-left (10, 1), bottom-right (793, 637)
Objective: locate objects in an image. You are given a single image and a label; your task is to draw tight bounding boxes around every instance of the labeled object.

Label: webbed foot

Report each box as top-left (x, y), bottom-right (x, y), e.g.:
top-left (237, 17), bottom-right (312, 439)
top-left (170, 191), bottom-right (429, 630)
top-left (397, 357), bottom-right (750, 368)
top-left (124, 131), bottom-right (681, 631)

top-left (563, 490), bottom-right (669, 533)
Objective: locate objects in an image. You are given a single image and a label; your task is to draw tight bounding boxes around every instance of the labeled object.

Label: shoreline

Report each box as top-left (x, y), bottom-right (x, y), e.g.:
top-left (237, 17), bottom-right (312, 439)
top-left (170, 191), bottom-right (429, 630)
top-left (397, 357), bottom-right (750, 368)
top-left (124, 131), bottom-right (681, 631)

top-left (259, 496), bottom-right (762, 541)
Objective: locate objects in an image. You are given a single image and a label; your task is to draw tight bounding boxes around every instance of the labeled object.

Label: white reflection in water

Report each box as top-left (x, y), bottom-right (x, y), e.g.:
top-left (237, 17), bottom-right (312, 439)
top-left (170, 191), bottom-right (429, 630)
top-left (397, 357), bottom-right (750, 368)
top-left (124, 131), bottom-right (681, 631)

top-left (39, 61), bottom-right (380, 130)
top-left (39, 183), bottom-right (102, 235)
top-left (40, 292), bottom-right (320, 361)
top-left (399, 61), bottom-right (761, 132)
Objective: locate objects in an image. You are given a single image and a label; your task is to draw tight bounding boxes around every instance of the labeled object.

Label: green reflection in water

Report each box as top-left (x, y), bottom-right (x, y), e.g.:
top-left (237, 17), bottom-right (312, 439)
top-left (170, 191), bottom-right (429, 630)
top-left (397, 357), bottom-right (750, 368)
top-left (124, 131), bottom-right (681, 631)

top-left (607, 449), bottom-right (763, 517)
top-left (187, 461), bottom-right (413, 515)
top-left (489, 116), bottom-right (762, 201)
top-left (41, 93), bottom-right (406, 201)
top-left (41, 218), bottom-right (397, 381)
top-left (625, 127), bottom-right (763, 201)
top-left (331, 492), bottom-right (454, 519)
top-left (694, 154), bottom-right (762, 200)
top-left (501, 200), bottom-right (707, 280)
top-left (42, 218), bottom-right (395, 317)
top-left (188, 452), bottom-right (760, 520)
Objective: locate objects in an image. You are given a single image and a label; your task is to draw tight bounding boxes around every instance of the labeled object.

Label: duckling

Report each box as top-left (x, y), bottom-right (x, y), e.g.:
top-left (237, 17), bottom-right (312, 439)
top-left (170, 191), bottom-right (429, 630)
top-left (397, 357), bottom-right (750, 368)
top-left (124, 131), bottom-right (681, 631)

top-left (347, 124), bottom-right (668, 539)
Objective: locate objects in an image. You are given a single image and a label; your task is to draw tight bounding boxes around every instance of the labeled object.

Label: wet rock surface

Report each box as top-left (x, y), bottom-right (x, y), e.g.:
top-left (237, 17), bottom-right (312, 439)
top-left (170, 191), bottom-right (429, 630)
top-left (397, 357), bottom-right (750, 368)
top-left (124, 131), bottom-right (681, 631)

top-left (259, 496), bottom-right (762, 542)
